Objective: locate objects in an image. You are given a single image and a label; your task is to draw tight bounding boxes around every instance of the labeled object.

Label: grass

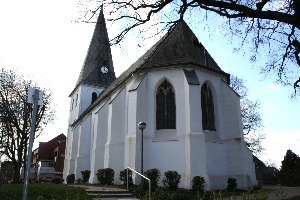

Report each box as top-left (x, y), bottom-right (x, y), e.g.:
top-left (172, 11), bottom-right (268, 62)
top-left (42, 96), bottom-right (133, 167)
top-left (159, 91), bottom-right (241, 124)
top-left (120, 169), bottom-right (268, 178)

top-left (2, 182), bottom-right (299, 200)
top-left (0, 183), bottom-right (90, 200)
top-left (288, 196), bottom-right (300, 200)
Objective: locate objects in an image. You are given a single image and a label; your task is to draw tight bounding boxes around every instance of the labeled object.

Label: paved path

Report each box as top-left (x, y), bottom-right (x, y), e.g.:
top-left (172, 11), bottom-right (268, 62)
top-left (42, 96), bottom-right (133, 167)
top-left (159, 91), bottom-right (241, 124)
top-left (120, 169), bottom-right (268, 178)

top-left (264, 186), bottom-right (300, 199)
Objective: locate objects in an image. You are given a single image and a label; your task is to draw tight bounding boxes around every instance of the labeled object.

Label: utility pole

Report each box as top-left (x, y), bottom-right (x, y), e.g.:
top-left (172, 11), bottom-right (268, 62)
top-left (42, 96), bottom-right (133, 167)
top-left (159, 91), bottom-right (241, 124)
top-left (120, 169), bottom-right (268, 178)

top-left (22, 88), bottom-right (43, 200)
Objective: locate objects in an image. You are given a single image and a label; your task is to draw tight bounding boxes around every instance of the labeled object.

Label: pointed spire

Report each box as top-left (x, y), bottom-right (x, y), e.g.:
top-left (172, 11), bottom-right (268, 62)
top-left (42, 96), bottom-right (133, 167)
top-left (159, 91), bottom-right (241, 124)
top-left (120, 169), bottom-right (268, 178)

top-left (75, 7), bottom-right (115, 88)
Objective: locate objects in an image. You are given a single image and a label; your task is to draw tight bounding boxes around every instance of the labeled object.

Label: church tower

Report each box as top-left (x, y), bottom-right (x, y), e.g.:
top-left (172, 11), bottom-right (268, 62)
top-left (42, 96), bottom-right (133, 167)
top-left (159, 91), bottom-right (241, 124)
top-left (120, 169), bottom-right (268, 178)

top-left (68, 8), bottom-right (115, 124)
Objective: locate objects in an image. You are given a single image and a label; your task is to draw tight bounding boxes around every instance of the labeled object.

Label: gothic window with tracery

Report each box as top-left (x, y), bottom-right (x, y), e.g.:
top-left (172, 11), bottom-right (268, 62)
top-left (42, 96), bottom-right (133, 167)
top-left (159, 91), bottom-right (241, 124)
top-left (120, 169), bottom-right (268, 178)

top-left (70, 99), bottom-right (74, 111)
top-left (201, 83), bottom-right (216, 131)
top-left (156, 80), bottom-right (176, 130)
top-left (75, 94), bottom-right (78, 107)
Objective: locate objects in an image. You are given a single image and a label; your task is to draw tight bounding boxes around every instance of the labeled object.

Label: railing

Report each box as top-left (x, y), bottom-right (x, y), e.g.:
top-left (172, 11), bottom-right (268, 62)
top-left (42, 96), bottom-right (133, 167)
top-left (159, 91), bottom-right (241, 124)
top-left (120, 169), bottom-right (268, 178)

top-left (126, 167), bottom-right (151, 200)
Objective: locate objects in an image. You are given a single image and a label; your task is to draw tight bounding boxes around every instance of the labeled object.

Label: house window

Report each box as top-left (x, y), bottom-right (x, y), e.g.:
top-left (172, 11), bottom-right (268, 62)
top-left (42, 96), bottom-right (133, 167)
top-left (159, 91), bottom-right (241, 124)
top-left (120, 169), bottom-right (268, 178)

top-left (156, 80), bottom-right (176, 130)
top-left (91, 92), bottom-right (97, 104)
top-left (201, 82), bottom-right (216, 131)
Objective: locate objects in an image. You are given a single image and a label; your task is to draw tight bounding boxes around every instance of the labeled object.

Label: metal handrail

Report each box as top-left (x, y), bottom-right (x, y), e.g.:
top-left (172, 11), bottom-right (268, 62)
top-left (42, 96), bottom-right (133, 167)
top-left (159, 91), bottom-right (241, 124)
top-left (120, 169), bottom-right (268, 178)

top-left (126, 167), bottom-right (151, 200)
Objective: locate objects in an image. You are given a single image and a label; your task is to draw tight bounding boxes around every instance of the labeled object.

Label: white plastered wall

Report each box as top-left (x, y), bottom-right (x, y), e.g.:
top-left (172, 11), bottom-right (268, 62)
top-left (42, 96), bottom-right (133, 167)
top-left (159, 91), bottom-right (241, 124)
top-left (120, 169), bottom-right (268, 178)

top-left (104, 88), bottom-right (126, 184)
top-left (183, 74), bottom-right (209, 189)
top-left (64, 66), bottom-right (257, 189)
top-left (69, 85), bottom-right (105, 124)
top-left (89, 102), bottom-right (109, 183)
top-left (145, 68), bottom-right (187, 188)
top-left (74, 115), bottom-right (92, 179)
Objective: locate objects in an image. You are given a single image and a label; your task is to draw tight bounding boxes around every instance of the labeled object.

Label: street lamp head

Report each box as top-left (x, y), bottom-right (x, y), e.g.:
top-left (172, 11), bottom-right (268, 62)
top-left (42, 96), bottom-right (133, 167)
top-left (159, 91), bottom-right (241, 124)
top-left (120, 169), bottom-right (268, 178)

top-left (138, 122), bottom-right (146, 130)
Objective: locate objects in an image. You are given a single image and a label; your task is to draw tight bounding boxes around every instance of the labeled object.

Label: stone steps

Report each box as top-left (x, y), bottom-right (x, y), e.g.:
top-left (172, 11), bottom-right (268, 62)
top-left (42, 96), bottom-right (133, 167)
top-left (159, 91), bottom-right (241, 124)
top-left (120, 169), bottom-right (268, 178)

top-left (87, 190), bottom-right (132, 199)
top-left (86, 187), bottom-right (138, 199)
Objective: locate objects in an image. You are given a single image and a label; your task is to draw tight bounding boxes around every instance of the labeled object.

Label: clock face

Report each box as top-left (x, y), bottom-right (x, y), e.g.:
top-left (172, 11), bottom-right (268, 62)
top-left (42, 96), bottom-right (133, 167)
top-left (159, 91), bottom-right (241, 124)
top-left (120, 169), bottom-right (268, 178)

top-left (101, 66), bottom-right (108, 73)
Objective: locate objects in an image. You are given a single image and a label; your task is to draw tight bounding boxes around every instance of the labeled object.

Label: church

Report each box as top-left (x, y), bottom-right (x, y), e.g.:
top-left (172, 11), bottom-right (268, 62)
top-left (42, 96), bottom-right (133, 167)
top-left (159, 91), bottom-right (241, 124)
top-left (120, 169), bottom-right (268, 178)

top-left (63, 8), bottom-right (257, 190)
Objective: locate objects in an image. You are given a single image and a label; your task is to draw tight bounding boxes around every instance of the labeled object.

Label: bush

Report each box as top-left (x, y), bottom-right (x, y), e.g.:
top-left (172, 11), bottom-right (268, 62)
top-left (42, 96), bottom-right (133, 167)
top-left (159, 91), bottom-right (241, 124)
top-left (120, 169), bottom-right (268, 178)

top-left (162, 170), bottom-right (181, 190)
top-left (77, 178), bottom-right (82, 183)
top-left (52, 178), bottom-right (62, 184)
top-left (192, 176), bottom-right (205, 191)
top-left (144, 168), bottom-right (161, 189)
top-left (120, 169), bottom-right (133, 186)
top-left (81, 170), bottom-right (91, 183)
top-left (96, 168), bottom-right (115, 185)
top-left (66, 174), bottom-right (75, 184)
top-left (227, 178), bottom-right (237, 191)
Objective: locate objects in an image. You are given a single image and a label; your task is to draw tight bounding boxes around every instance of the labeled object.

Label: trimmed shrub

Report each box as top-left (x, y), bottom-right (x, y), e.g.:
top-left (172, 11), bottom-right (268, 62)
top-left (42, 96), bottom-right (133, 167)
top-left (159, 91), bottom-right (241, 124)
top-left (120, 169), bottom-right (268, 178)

top-left (66, 174), bottom-right (75, 184)
top-left (144, 168), bottom-right (161, 189)
top-left (120, 169), bottom-right (133, 186)
top-left (162, 170), bottom-right (181, 190)
top-left (227, 178), bottom-right (237, 191)
top-left (77, 178), bottom-right (82, 183)
top-left (96, 168), bottom-right (115, 185)
top-left (192, 176), bottom-right (205, 191)
top-left (81, 170), bottom-right (91, 183)
top-left (51, 178), bottom-right (62, 184)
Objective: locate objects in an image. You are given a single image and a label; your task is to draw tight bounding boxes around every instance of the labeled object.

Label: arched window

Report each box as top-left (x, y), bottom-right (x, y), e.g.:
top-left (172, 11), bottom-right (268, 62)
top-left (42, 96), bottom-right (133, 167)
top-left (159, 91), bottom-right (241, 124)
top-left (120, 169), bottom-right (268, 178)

top-left (201, 83), bottom-right (216, 131)
top-left (91, 92), bottom-right (97, 104)
top-left (70, 99), bottom-right (74, 111)
top-left (156, 80), bottom-right (176, 130)
top-left (75, 94), bottom-right (78, 107)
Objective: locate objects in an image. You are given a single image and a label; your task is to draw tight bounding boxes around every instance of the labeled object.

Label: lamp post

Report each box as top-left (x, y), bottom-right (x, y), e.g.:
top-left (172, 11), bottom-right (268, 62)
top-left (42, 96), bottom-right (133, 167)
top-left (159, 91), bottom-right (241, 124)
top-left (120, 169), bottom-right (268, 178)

top-left (138, 122), bottom-right (146, 188)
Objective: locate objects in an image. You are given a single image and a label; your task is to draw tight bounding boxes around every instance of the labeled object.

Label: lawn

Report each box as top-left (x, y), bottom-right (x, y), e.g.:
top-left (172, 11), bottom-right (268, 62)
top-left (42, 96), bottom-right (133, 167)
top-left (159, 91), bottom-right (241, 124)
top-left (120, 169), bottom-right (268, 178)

top-left (288, 196), bottom-right (300, 200)
top-left (1, 183), bottom-right (299, 200)
top-left (0, 183), bottom-right (90, 200)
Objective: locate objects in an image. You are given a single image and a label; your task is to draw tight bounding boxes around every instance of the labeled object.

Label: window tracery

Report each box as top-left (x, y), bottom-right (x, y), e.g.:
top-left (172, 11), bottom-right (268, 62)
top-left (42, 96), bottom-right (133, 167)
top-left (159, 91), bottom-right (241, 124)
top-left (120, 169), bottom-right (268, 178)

top-left (201, 83), bottom-right (216, 131)
top-left (156, 80), bottom-right (176, 130)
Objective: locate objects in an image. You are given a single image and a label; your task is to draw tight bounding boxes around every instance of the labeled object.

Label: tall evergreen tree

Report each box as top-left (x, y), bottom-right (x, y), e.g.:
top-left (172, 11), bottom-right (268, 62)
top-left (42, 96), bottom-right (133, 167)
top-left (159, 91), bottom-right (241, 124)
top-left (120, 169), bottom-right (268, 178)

top-left (280, 149), bottom-right (300, 186)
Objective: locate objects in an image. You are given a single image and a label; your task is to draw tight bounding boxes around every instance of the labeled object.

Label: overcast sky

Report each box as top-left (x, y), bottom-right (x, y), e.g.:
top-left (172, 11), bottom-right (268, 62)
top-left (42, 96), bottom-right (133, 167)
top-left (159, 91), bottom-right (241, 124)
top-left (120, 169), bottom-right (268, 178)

top-left (0, 0), bottom-right (299, 168)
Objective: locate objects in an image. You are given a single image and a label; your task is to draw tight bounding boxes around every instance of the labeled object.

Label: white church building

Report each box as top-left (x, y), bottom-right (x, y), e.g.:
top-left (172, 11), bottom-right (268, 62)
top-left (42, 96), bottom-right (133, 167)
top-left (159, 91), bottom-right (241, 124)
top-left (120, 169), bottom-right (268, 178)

top-left (63, 9), bottom-right (257, 190)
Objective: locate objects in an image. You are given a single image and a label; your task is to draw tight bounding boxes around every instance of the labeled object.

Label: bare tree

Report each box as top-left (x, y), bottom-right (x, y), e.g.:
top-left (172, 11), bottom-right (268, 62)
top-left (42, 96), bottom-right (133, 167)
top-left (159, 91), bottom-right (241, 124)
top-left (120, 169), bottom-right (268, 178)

top-left (230, 74), bottom-right (265, 155)
top-left (0, 68), bottom-right (55, 182)
top-left (78, 0), bottom-right (300, 96)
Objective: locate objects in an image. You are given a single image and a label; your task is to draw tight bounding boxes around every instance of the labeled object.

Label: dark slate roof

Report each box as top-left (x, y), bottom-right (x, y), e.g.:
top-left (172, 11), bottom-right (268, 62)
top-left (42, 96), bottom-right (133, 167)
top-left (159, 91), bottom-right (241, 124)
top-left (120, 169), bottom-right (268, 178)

top-left (98, 20), bottom-right (228, 98)
top-left (74, 8), bottom-right (116, 90)
top-left (72, 20), bottom-right (229, 125)
top-left (140, 21), bottom-right (222, 71)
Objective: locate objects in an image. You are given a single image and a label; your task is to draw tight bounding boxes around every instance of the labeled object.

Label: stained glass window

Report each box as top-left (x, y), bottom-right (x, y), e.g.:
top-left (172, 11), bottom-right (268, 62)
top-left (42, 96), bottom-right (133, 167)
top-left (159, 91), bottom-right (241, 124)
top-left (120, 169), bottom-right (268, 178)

top-left (156, 80), bottom-right (176, 129)
top-left (201, 83), bottom-right (216, 131)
